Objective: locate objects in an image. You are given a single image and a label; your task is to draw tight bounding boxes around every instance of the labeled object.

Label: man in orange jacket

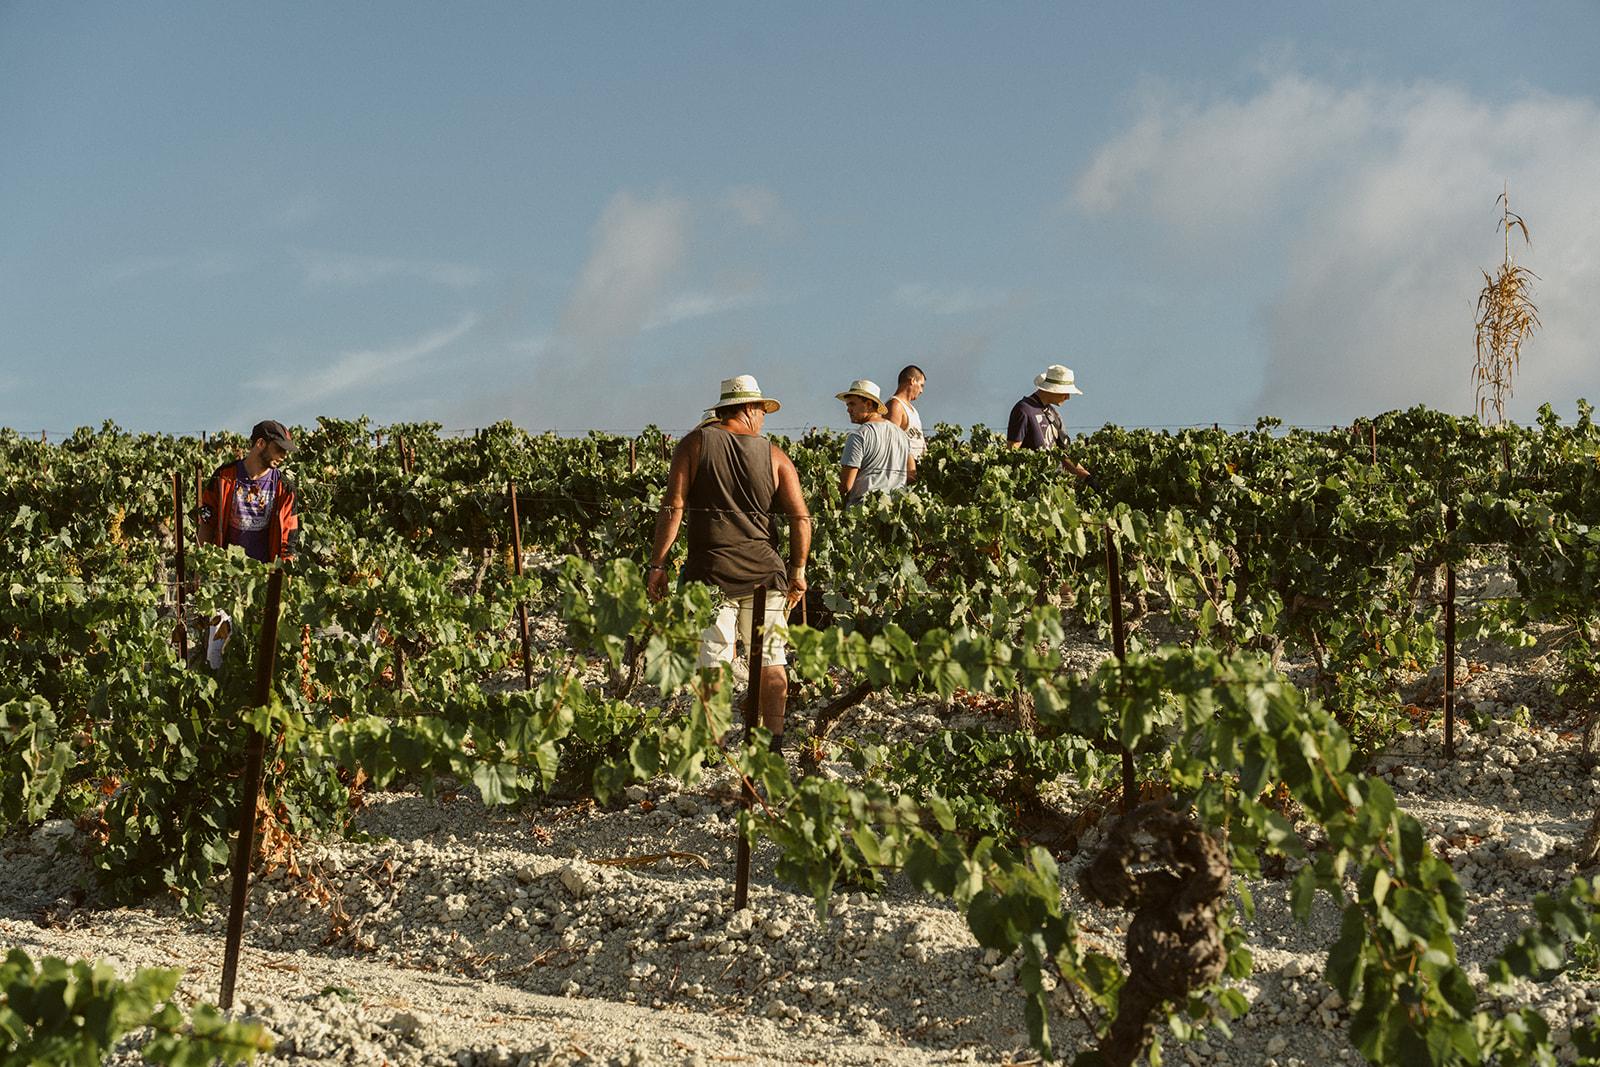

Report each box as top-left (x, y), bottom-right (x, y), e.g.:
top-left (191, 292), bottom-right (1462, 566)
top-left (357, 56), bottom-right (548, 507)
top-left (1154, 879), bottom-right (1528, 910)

top-left (198, 420), bottom-right (301, 562)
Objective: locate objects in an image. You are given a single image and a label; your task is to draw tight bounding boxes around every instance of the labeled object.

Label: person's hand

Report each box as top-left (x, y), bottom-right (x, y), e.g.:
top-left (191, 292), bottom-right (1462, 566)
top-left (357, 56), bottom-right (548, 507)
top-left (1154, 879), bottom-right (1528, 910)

top-left (785, 570), bottom-right (807, 609)
top-left (646, 565), bottom-right (669, 602)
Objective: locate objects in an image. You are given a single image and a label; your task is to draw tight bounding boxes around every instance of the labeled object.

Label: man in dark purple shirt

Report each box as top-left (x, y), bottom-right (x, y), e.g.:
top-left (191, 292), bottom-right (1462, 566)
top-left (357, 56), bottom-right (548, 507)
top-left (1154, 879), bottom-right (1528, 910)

top-left (1007, 364), bottom-right (1092, 481)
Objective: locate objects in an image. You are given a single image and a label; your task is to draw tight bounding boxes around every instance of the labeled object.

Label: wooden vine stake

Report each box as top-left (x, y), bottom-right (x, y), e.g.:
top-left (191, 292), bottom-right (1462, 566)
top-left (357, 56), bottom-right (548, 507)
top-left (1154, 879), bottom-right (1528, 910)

top-left (194, 465), bottom-right (205, 554)
top-left (629, 438), bottom-right (637, 473)
top-left (1103, 527), bottom-right (1135, 812)
top-left (508, 480), bottom-right (534, 690)
top-left (172, 473), bottom-right (187, 662)
top-left (219, 566), bottom-right (286, 1011)
top-left (1370, 423), bottom-right (1377, 467)
top-left (733, 585), bottom-right (768, 911)
top-left (1444, 503), bottom-right (1457, 760)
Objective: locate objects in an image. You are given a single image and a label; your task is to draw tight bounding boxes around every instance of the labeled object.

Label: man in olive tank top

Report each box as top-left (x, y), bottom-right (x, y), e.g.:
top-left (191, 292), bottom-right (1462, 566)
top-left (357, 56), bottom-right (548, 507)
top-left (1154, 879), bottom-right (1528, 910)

top-left (647, 375), bottom-right (811, 751)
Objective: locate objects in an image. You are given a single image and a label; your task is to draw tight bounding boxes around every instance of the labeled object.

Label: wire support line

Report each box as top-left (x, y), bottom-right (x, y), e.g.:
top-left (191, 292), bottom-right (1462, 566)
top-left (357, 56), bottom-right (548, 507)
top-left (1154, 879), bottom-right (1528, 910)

top-left (14, 416), bottom-right (1590, 440)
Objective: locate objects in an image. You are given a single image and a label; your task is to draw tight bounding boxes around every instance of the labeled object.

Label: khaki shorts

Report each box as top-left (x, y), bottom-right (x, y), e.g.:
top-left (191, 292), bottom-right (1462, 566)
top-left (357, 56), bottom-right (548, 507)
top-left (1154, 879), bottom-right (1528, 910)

top-left (698, 588), bottom-right (789, 668)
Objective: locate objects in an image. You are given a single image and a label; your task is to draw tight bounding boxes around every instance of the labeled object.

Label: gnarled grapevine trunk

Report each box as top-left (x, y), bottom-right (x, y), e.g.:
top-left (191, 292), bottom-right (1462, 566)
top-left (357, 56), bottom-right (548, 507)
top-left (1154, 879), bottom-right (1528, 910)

top-left (1080, 801), bottom-right (1232, 1067)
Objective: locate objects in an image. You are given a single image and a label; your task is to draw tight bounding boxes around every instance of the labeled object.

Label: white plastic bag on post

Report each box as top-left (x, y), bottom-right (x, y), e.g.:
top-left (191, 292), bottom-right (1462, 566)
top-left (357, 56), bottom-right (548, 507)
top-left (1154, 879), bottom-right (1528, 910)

top-left (206, 611), bottom-right (233, 670)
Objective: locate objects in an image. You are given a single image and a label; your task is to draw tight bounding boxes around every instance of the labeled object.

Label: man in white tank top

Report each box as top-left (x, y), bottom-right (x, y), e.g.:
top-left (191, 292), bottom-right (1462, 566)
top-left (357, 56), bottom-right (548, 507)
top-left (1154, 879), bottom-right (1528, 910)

top-left (886, 364), bottom-right (926, 460)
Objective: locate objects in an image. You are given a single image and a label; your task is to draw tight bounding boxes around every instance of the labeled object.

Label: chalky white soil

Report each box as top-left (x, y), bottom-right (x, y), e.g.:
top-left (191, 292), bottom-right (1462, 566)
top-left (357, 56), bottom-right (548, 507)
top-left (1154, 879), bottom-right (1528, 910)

top-left (4, 608), bottom-right (1599, 1067)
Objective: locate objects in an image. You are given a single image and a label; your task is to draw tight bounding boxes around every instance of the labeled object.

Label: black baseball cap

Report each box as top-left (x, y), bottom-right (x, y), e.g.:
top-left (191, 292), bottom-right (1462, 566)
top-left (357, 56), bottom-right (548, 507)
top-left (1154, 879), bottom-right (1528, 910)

top-left (250, 419), bottom-right (296, 452)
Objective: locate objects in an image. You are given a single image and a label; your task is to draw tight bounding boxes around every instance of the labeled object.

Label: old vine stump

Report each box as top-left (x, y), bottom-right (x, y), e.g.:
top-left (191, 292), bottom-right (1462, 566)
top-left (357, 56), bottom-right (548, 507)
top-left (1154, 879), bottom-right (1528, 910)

top-left (1080, 801), bottom-right (1232, 1067)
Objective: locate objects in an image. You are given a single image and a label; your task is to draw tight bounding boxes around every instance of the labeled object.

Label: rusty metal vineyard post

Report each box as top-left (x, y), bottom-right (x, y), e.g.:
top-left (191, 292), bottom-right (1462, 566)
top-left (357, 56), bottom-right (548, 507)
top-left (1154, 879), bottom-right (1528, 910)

top-left (508, 480), bottom-right (535, 691)
top-left (219, 566), bottom-right (286, 1011)
top-left (194, 465), bottom-right (204, 554)
top-left (1444, 503), bottom-right (1458, 759)
top-left (1103, 526), bottom-right (1135, 812)
top-left (733, 586), bottom-right (767, 911)
top-left (173, 473), bottom-right (187, 663)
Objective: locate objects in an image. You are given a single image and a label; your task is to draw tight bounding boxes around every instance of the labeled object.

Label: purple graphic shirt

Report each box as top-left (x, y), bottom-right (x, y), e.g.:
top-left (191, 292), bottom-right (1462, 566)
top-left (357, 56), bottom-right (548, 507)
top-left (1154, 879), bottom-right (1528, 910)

top-left (226, 462), bottom-right (279, 562)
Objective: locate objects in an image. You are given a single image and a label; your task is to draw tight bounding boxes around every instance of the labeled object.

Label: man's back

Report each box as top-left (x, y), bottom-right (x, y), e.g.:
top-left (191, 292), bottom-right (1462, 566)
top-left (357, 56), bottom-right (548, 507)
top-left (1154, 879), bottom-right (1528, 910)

top-left (1008, 394), bottom-right (1063, 450)
top-left (842, 420), bottom-right (910, 505)
top-left (888, 395), bottom-right (926, 460)
top-left (683, 426), bottom-right (787, 596)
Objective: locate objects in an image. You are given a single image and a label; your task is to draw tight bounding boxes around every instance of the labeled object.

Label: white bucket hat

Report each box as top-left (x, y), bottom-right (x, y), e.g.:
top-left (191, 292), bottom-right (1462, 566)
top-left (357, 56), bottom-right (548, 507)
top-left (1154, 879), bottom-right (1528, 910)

top-left (713, 374), bottom-right (781, 413)
top-left (834, 378), bottom-right (888, 416)
top-left (1034, 364), bottom-right (1084, 396)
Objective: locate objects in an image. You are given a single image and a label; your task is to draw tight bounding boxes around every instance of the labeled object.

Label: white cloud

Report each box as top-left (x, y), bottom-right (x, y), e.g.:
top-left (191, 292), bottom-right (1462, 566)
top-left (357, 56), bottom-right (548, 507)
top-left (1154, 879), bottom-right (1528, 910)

top-left (892, 283), bottom-right (1014, 316)
top-left (493, 191), bottom-right (776, 429)
top-left (272, 194), bottom-right (325, 229)
top-left (1074, 75), bottom-right (1379, 233)
top-left (258, 313), bottom-right (478, 405)
top-left (506, 334), bottom-right (551, 356)
top-left (645, 283), bottom-right (764, 331)
top-left (296, 249), bottom-right (485, 289)
top-left (724, 185), bottom-right (787, 231)
top-left (1074, 74), bottom-right (1600, 422)
top-left (555, 192), bottom-right (689, 349)
top-left (98, 252), bottom-right (245, 283)
top-left (508, 191), bottom-right (692, 426)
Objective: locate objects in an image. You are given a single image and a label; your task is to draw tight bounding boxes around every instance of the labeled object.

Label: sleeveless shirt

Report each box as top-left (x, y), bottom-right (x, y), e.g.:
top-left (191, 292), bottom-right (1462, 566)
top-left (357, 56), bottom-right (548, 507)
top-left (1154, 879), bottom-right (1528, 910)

top-left (682, 426), bottom-right (789, 597)
top-left (890, 396), bottom-right (926, 459)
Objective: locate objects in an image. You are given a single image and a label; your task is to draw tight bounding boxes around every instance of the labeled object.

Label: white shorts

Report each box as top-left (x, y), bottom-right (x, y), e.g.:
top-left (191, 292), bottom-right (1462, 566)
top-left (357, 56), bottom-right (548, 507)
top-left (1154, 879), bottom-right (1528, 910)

top-left (698, 588), bottom-right (790, 669)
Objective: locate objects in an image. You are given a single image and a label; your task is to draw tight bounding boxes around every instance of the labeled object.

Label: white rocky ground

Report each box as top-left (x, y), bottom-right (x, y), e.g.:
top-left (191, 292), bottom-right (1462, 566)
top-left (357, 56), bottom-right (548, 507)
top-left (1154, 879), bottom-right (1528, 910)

top-left (4, 609), bottom-right (1599, 1066)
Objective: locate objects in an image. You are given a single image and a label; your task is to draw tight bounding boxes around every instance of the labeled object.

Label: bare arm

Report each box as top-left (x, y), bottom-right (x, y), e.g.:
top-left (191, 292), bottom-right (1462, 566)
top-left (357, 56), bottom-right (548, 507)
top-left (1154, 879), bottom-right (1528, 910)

top-left (906, 451), bottom-right (916, 483)
top-left (647, 431), bottom-right (701, 600)
top-left (839, 465), bottom-right (859, 499)
top-left (773, 446), bottom-right (811, 607)
top-left (886, 396), bottom-right (910, 431)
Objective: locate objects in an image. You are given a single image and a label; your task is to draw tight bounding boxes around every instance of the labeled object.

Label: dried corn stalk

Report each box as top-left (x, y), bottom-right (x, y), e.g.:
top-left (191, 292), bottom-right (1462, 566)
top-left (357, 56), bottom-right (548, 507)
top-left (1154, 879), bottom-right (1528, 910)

top-left (1473, 186), bottom-right (1540, 425)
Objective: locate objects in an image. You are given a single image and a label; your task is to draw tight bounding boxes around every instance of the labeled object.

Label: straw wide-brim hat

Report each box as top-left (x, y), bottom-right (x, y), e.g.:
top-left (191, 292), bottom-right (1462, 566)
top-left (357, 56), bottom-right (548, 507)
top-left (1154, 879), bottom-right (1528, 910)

top-left (835, 378), bottom-right (888, 416)
top-left (698, 408), bottom-right (720, 427)
top-left (714, 374), bottom-right (781, 413)
top-left (1034, 364), bottom-right (1084, 396)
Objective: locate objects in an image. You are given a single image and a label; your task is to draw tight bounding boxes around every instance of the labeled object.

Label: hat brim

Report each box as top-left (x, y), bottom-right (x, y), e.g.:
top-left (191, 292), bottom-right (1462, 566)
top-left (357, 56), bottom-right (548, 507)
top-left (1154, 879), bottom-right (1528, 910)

top-left (836, 391), bottom-right (889, 415)
top-left (1034, 376), bottom-right (1083, 396)
top-left (714, 397), bottom-right (781, 414)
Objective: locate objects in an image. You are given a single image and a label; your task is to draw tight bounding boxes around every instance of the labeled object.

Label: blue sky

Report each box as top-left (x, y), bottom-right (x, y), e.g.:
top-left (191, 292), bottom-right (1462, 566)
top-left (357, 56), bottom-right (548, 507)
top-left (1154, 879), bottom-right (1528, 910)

top-left (4, 2), bottom-right (1599, 437)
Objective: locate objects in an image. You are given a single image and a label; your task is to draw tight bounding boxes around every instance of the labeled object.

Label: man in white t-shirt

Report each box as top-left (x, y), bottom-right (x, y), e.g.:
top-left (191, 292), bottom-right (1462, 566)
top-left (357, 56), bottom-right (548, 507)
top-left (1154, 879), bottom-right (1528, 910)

top-left (837, 379), bottom-right (914, 506)
top-left (885, 364), bottom-right (926, 461)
